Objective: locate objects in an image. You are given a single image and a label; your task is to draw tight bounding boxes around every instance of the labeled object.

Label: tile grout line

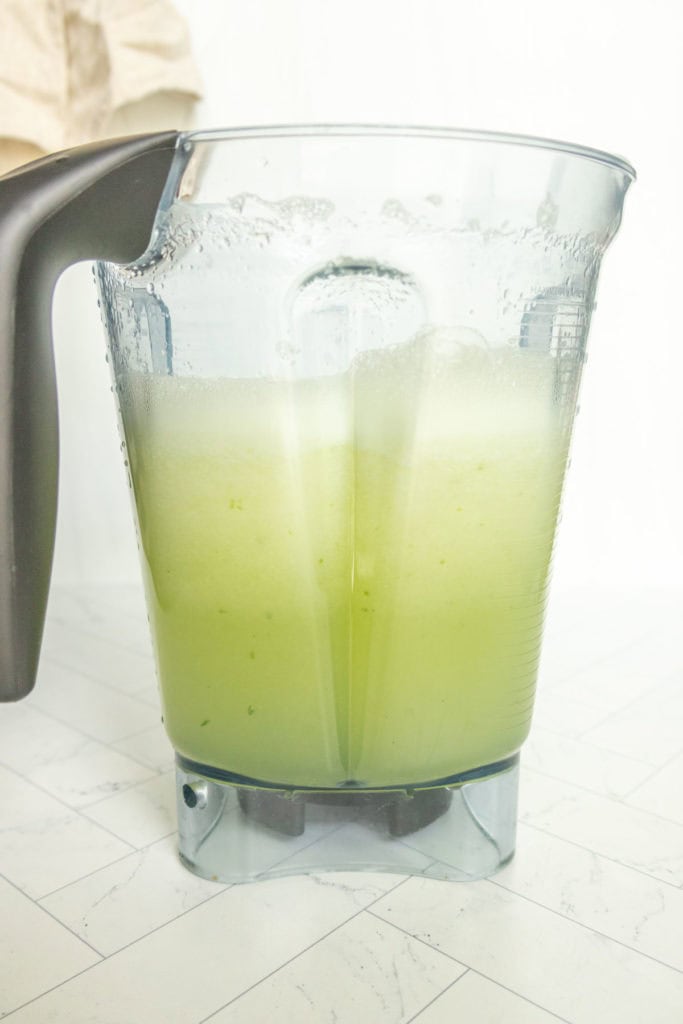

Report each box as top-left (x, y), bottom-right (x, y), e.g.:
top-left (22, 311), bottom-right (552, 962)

top-left (466, 967), bottom-right (572, 1024)
top-left (0, 760), bottom-right (139, 857)
top-left (364, 908), bottom-right (573, 1024)
top-left (44, 624), bottom-right (152, 660)
top-left (40, 856), bottom-right (230, 961)
top-left (404, 965), bottom-right (573, 1024)
top-left (402, 972), bottom-right (470, 1024)
top-left (40, 651), bottom-right (157, 706)
top-left (573, 668), bottom-right (683, 742)
top-left (112, 719), bottom-right (169, 744)
top-left (78, 765), bottom-right (174, 813)
top-left (486, 876), bottom-right (683, 976)
top-left (519, 819), bottom-right (683, 892)
top-left (36, 606), bottom-right (177, 780)
top-left (522, 764), bottom-right (683, 829)
top-left (535, 702), bottom-right (623, 742)
top-left (528, 723), bottom-right (661, 770)
top-left (0, 875), bottom-right (235, 1021)
top-left (35, 830), bottom-right (179, 901)
top-left (196, 875), bottom-right (416, 1024)
top-left (45, 591), bottom-right (151, 645)
top-left (409, 966), bottom-right (573, 1024)
top-left (44, 625), bottom-right (153, 664)
top-left (0, 868), bottom-right (105, 961)
top-left (1, 958), bottom-right (104, 1020)
top-left (541, 661), bottom-right (678, 728)
top-left (517, 756), bottom-right (655, 804)
top-left (619, 744), bottom-right (683, 801)
top-left (538, 624), bottom-right (663, 692)
top-left (85, 745), bottom-right (172, 777)
top-left (0, 750), bottom-right (158, 812)
top-left (245, 827), bottom-right (441, 883)
top-left (14, 693), bottom-right (155, 752)
top-left (38, 846), bottom-right (226, 959)
top-left (542, 649), bottom-right (676, 696)
top-left (246, 823), bottom-right (354, 878)
top-left (1, 696), bottom-right (174, 810)
top-left (21, 683), bottom-right (164, 768)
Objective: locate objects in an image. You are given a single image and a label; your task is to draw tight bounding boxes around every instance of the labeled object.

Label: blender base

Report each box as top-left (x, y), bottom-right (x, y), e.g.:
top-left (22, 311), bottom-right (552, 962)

top-left (175, 756), bottom-right (519, 884)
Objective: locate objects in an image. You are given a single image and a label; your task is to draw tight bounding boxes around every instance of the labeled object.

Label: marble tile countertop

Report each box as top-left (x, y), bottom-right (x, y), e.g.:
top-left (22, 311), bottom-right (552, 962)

top-left (0, 583), bottom-right (682, 1023)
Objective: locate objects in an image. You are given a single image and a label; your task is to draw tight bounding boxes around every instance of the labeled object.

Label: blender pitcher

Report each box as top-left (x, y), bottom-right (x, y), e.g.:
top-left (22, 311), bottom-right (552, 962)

top-left (0, 126), bottom-right (634, 882)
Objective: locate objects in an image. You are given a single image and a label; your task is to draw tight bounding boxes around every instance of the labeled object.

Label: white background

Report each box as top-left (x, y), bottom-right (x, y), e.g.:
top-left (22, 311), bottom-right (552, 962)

top-left (51, 0), bottom-right (682, 592)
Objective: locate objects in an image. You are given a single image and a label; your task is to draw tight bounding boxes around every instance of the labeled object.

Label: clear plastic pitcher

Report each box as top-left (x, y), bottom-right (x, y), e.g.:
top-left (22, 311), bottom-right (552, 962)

top-left (0, 126), bottom-right (634, 882)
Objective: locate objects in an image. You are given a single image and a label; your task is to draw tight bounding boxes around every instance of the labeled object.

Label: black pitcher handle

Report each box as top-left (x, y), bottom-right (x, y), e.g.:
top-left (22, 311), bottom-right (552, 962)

top-left (0, 131), bottom-right (180, 701)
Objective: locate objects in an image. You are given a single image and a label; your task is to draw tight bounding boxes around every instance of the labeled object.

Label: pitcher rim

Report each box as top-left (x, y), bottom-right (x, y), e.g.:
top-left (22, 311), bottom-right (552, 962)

top-left (180, 123), bottom-right (636, 181)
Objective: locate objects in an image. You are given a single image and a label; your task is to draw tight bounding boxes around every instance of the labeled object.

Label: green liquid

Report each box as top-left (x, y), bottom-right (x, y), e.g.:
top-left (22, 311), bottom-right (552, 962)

top-left (122, 340), bottom-right (569, 788)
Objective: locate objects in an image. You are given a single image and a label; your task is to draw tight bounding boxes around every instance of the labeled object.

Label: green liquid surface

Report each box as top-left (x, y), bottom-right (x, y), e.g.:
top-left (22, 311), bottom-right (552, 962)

top-left (122, 340), bottom-right (569, 788)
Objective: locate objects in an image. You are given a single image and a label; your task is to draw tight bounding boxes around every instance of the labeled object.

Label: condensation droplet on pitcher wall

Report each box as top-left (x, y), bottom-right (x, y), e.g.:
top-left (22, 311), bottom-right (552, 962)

top-left (381, 198), bottom-right (414, 224)
top-left (536, 192), bottom-right (559, 231)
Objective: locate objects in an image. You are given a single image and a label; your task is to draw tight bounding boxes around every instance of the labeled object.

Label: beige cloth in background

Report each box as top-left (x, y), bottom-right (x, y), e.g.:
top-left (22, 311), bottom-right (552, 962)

top-left (0, 0), bottom-right (202, 173)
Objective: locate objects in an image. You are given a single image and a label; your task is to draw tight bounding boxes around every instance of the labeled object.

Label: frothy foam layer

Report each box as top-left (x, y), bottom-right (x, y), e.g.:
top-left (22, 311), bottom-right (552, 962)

top-left (123, 331), bottom-right (561, 451)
